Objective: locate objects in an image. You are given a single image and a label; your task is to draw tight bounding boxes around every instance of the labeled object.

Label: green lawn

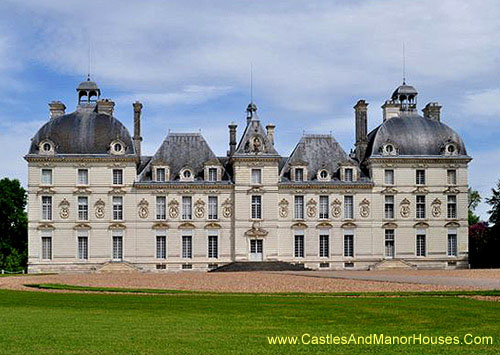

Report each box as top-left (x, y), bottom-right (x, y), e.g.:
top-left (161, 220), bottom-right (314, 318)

top-left (0, 289), bottom-right (498, 354)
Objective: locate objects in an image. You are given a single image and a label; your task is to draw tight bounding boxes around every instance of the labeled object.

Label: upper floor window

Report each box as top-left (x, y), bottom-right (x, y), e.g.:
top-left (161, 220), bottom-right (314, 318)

top-left (416, 169), bottom-right (426, 185)
top-left (447, 169), bottom-right (457, 185)
top-left (156, 196), bottom-right (166, 220)
top-left (156, 168), bottom-right (166, 182)
top-left (294, 168), bottom-right (304, 182)
top-left (208, 168), bottom-right (218, 182)
top-left (319, 195), bottom-right (329, 219)
top-left (112, 196), bottom-right (123, 221)
top-left (182, 196), bottom-right (192, 220)
top-left (251, 169), bottom-right (262, 184)
top-left (208, 196), bottom-right (218, 220)
top-left (251, 195), bottom-right (262, 219)
top-left (416, 195), bottom-right (426, 219)
top-left (78, 196), bottom-right (89, 221)
top-left (78, 169), bottom-right (89, 185)
top-left (180, 168), bottom-right (194, 182)
top-left (41, 196), bottom-right (52, 221)
top-left (384, 195), bottom-right (394, 219)
top-left (344, 168), bottom-right (353, 182)
top-left (41, 169), bottom-right (52, 185)
top-left (447, 195), bottom-right (457, 219)
top-left (294, 196), bottom-right (304, 219)
top-left (344, 195), bottom-right (354, 219)
top-left (112, 169), bottom-right (123, 185)
top-left (318, 169), bottom-right (330, 181)
top-left (384, 169), bottom-right (394, 185)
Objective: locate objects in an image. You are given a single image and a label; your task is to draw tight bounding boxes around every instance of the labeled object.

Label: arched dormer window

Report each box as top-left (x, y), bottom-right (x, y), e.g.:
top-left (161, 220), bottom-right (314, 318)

top-left (180, 167), bottom-right (194, 182)
top-left (317, 169), bottom-right (330, 181)
top-left (110, 140), bottom-right (125, 155)
top-left (381, 142), bottom-right (398, 156)
top-left (39, 139), bottom-right (55, 155)
top-left (444, 142), bottom-right (458, 156)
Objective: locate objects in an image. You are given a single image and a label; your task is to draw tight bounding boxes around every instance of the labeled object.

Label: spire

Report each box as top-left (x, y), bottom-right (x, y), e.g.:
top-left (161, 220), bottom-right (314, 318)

top-left (246, 101), bottom-right (258, 123)
top-left (402, 42), bottom-right (406, 85)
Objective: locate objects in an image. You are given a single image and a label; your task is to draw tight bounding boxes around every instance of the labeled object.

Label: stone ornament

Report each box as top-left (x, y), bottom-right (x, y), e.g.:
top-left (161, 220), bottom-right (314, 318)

top-left (306, 198), bottom-right (317, 218)
top-left (222, 198), bottom-right (233, 218)
top-left (400, 198), bottom-right (411, 218)
top-left (194, 199), bottom-right (206, 218)
top-left (331, 198), bottom-right (342, 218)
top-left (168, 199), bottom-right (179, 219)
top-left (94, 199), bottom-right (105, 219)
top-left (278, 198), bottom-right (289, 218)
top-left (245, 135), bottom-right (264, 154)
top-left (431, 198), bottom-right (442, 217)
top-left (59, 198), bottom-right (70, 219)
top-left (138, 198), bottom-right (149, 219)
top-left (359, 198), bottom-right (370, 218)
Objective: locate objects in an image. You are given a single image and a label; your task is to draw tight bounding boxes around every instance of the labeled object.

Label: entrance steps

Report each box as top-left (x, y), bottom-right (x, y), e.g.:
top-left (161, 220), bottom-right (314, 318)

top-left (210, 261), bottom-right (312, 272)
top-left (370, 259), bottom-right (416, 270)
top-left (96, 261), bottom-right (139, 273)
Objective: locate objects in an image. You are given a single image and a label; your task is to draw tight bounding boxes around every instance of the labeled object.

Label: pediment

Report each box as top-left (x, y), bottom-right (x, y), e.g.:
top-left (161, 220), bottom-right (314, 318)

top-left (108, 223), bottom-right (126, 230)
top-left (413, 222), bottom-right (429, 229)
top-left (37, 223), bottom-right (55, 230)
top-left (316, 222), bottom-right (333, 229)
top-left (445, 221), bottom-right (460, 228)
top-left (178, 222), bottom-right (196, 229)
top-left (73, 223), bottom-right (91, 230)
top-left (382, 222), bottom-right (398, 229)
top-left (204, 222), bottom-right (221, 229)
top-left (152, 222), bottom-right (170, 230)
top-left (291, 222), bottom-right (308, 229)
top-left (341, 222), bottom-right (357, 229)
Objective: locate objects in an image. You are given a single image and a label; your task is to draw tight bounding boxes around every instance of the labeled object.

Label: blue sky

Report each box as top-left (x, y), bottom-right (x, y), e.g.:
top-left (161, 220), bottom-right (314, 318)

top-left (0, 0), bottom-right (499, 219)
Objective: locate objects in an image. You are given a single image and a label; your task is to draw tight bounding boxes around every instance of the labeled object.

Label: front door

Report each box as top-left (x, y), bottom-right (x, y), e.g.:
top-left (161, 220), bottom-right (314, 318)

top-left (249, 239), bottom-right (263, 261)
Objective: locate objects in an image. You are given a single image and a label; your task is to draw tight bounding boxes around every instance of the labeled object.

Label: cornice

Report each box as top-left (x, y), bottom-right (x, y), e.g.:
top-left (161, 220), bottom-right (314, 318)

top-left (278, 183), bottom-right (373, 190)
top-left (25, 155), bottom-right (137, 163)
top-left (133, 183), bottom-right (233, 190)
top-left (366, 156), bottom-right (472, 165)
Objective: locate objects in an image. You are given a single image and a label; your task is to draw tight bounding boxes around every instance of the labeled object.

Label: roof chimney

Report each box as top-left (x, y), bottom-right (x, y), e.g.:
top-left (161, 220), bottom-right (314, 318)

top-left (228, 122), bottom-right (237, 156)
top-left (97, 99), bottom-right (115, 116)
top-left (133, 101), bottom-right (143, 157)
top-left (423, 102), bottom-right (442, 121)
top-left (381, 100), bottom-right (400, 121)
top-left (48, 101), bottom-right (66, 120)
top-left (266, 124), bottom-right (275, 146)
top-left (354, 100), bottom-right (368, 162)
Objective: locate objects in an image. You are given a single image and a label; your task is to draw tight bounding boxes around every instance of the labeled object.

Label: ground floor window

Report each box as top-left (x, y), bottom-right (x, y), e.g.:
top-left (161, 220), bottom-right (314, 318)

top-left (343, 233), bottom-right (354, 257)
top-left (41, 232), bottom-right (52, 260)
top-left (385, 229), bottom-right (395, 258)
top-left (448, 232), bottom-right (458, 257)
top-left (294, 234), bottom-right (304, 258)
top-left (156, 234), bottom-right (166, 259)
top-left (112, 233), bottom-right (123, 260)
top-left (319, 233), bottom-right (329, 257)
top-left (416, 234), bottom-right (426, 257)
top-left (182, 235), bottom-right (192, 259)
top-left (208, 234), bottom-right (218, 258)
top-left (77, 232), bottom-right (88, 260)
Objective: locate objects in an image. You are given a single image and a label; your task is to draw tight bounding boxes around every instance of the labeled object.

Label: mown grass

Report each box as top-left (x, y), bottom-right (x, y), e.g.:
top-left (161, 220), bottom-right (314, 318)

top-left (0, 289), bottom-right (498, 354)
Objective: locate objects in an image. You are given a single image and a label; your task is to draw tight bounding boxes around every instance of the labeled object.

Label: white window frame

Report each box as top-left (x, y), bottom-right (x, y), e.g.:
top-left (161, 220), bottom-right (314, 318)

top-left (416, 195), bottom-right (426, 219)
top-left (448, 230), bottom-right (458, 257)
top-left (319, 195), bottom-right (329, 219)
top-left (447, 195), bottom-right (457, 219)
top-left (77, 230), bottom-right (89, 260)
top-left (251, 195), bottom-right (262, 219)
top-left (343, 230), bottom-right (354, 258)
top-left (384, 169), bottom-right (394, 185)
top-left (112, 196), bottom-right (123, 221)
top-left (344, 195), bottom-right (354, 219)
top-left (112, 230), bottom-right (123, 261)
top-left (78, 196), bottom-right (89, 221)
top-left (447, 169), bottom-right (457, 185)
top-left (416, 232), bottom-right (426, 257)
top-left (208, 196), bottom-right (218, 220)
top-left (294, 168), bottom-right (304, 182)
top-left (41, 196), bottom-right (52, 221)
top-left (156, 231), bottom-right (167, 259)
top-left (208, 232), bottom-right (218, 259)
top-left (416, 169), bottom-right (426, 185)
top-left (251, 168), bottom-right (262, 185)
top-left (385, 229), bottom-right (395, 258)
top-left (77, 168), bottom-right (89, 186)
top-left (182, 233), bottom-right (193, 259)
top-left (112, 169), bottom-right (123, 185)
top-left (156, 196), bottom-right (166, 220)
top-left (294, 232), bottom-right (305, 258)
top-left (384, 195), bottom-right (395, 219)
top-left (344, 168), bottom-right (354, 182)
top-left (208, 167), bottom-right (218, 182)
top-left (156, 168), bottom-right (166, 182)
top-left (41, 230), bottom-right (52, 260)
top-left (294, 195), bottom-right (304, 220)
top-left (41, 169), bottom-right (53, 186)
top-left (182, 196), bottom-right (192, 220)
top-left (319, 230), bottom-right (329, 258)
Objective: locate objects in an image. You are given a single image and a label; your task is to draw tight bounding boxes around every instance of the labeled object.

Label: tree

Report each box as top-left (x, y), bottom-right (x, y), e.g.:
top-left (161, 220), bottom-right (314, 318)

top-left (0, 178), bottom-right (27, 271)
top-left (468, 187), bottom-right (481, 225)
top-left (486, 180), bottom-right (500, 227)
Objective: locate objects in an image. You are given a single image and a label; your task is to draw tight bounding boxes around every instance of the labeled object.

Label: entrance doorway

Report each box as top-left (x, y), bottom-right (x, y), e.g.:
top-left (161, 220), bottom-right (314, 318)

top-left (249, 239), bottom-right (263, 261)
top-left (385, 230), bottom-right (395, 258)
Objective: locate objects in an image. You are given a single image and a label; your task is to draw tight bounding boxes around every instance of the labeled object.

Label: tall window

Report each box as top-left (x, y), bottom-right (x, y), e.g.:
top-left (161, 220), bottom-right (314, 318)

top-left (384, 169), bottom-right (394, 185)
top-left (294, 168), bottom-right (304, 182)
top-left (112, 231), bottom-right (123, 260)
top-left (319, 232), bottom-right (329, 257)
top-left (344, 168), bottom-right (353, 182)
top-left (182, 196), bottom-right (192, 220)
top-left (447, 169), bottom-right (457, 185)
top-left (208, 168), bottom-right (218, 182)
top-left (384, 195), bottom-right (394, 219)
top-left (294, 196), bottom-right (304, 219)
top-left (344, 233), bottom-right (354, 257)
top-left (78, 169), bottom-right (89, 185)
top-left (416, 234), bottom-right (426, 256)
top-left (156, 168), bottom-right (166, 182)
top-left (42, 196), bottom-right (52, 221)
top-left (344, 195), bottom-right (354, 219)
top-left (251, 169), bottom-right (262, 184)
top-left (385, 229), bottom-right (395, 258)
top-left (208, 234), bottom-right (218, 258)
top-left (156, 234), bottom-right (166, 259)
top-left (416, 169), bottom-right (426, 185)
top-left (41, 231), bottom-right (52, 260)
top-left (182, 235), bottom-right (192, 258)
top-left (41, 169), bottom-right (52, 185)
top-left (208, 196), bottom-right (218, 220)
top-left (448, 231), bottom-right (458, 257)
top-left (319, 195), bottom-right (329, 219)
top-left (156, 196), bottom-right (166, 220)
top-left (77, 231), bottom-right (88, 260)
top-left (294, 233), bottom-right (304, 258)
top-left (447, 195), bottom-right (457, 219)
top-left (78, 196), bottom-right (89, 221)
top-left (112, 169), bottom-right (123, 185)
top-left (112, 196), bottom-right (123, 221)
top-left (416, 195), bottom-right (426, 219)
top-left (251, 195), bottom-right (262, 219)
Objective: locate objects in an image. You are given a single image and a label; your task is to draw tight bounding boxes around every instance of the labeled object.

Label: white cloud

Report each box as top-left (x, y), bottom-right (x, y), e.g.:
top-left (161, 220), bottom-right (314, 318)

top-left (461, 89), bottom-right (500, 117)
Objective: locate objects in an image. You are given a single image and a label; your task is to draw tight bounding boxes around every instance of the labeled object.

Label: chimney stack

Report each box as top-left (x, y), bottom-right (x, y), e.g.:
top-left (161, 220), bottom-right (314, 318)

top-left (354, 100), bottom-right (368, 162)
top-left (266, 124), bottom-right (275, 146)
top-left (423, 102), bottom-right (442, 121)
top-left (97, 99), bottom-right (115, 116)
top-left (228, 122), bottom-right (237, 156)
top-left (48, 101), bottom-right (66, 120)
top-left (133, 101), bottom-right (143, 157)
top-left (381, 100), bottom-right (400, 121)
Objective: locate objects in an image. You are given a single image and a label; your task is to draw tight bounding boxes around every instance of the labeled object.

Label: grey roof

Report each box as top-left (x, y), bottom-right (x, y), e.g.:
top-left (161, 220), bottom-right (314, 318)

top-left (365, 112), bottom-right (468, 158)
top-left (77, 79), bottom-right (100, 91)
top-left (391, 83), bottom-right (417, 100)
top-left (28, 110), bottom-right (135, 155)
top-left (281, 134), bottom-right (355, 180)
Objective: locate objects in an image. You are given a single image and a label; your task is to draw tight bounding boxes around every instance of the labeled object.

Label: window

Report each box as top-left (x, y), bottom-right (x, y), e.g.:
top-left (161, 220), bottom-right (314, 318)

top-left (251, 169), bottom-right (262, 184)
top-left (112, 196), bottom-right (123, 221)
top-left (416, 234), bottom-right (426, 256)
top-left (344, 195), bottom-right (354, 219)
top-left (294, 168), bottom-right (304, 182)
top-left (344, 168), bottom-right (353, 182)
top-left (112, 169), bottom-right (123, 185)
top-left (447, 169), bottom-right (457, 185)
top-left (156, 234), bottom-right (166, 259)
top-left (41, 232), bottom-right (52, 260)
top-left (112, 232), bottom-right (123, 260)
top-left (156, 196), bottom-right (166, 220)
top-left (208, 234), bottom-right (218, 258)
top-left (416, 169), bottom-right (426, 185)
top-left (294, 196), bottom-right (304, 219)
top-left (319, 233), bottom-right (329, 257)
top-left (42, 196), bottom-right (52, 221)
top-left (77, 231), bottom-right (88, 260)
top-left (385, 229), bottom-right (395, 258)
top-left (183, 169), bottom-right (192, 179)
top-left (182, 196), bottom-right (192, 220)
top-left (384, 195), bottom-right (394, 219)
top-left (41, 169), bottom-right (52, 185)
top-left (319, 195), bottom-right (329, 219)
top-left (182, 235), bottom-right (192, 258)
top-left (319, 170), bottom-right (329, 180)
top-left (251, 195), bottom-right (262, 219)
top-left (294, 234), bottom-right (304, 258)
top-left (208, 168), bottom-right (218, 182)
top-left (78, 196), bottom-right (89, 221)
top-left (344, 233), bottom-right (354, 257)
top-left (78, 169), bottom-right (89, 185)
top-left (208, 196), bottom-right (218, 220)
top-left (448, 232), bottom-right (458, 257)
top-left (384, 169), bottom-right (394, 185)
top-left (447, 195), bottom-right (457, 219)
top-left (416, 195), bottom-right (426, 219)
top-left (156, 168), bottom-right (166, 182)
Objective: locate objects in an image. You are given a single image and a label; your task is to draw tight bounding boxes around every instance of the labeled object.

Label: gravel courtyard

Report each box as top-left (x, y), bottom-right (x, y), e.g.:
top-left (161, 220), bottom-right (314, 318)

top-left (1, 269), bottom-right (499, 293)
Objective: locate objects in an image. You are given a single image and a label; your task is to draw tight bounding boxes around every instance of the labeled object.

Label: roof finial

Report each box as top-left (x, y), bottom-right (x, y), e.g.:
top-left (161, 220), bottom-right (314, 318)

top-left (87, 37), bottom-right (92, 81)
top-left (250, 62), bottom-right (253, 103)
top-left (402, 41), bottom-right (406, 85)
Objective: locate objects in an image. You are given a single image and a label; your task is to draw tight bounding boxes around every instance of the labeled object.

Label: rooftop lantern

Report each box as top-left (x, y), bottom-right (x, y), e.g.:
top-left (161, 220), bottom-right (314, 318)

top-left (391, 81), bottom-right (418, 112)
top-left (77, 76), bottom-right (101, 107)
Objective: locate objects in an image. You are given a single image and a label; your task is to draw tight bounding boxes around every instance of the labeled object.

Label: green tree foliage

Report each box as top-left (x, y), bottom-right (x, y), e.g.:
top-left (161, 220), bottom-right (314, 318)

top-left (468, 187), bottom-right (481, 225)
top-left (0, 178), bottom-right (27, 271)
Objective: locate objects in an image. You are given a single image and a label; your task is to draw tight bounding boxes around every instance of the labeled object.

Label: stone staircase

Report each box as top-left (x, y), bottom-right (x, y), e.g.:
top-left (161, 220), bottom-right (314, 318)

top-left (96, 261), bottom-right (139, 273)
top-left (370, 259), bottom-right (416, 270)
top-left (210, 261), bottom-right (312, 272)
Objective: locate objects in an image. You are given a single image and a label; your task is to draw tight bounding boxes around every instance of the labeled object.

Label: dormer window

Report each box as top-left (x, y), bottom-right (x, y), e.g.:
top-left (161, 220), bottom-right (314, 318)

top-left (317, 169), bottom-right (330, 181)
top-left (180, 167), bottom-right (194, 182)
top-left (152, 165), bottom-right (169, 182)
top-left (382, 143), bottom-right (397, 156)
top-left (205, 167), bottom-right (220, 182)
top-left (39, 140), bottom-right (55, 155)
top-left (110, 140), bottom-right (125, 155)
top-left (294, 168), bottom-right (304, 182)
top-left (344, 168), bottom-right (353, 182)
top-left (341, 166), bottom-right (357, 182)
top-left (156, 168), bottom-right (166, 182)
top-left (444, 143), bottom-right (458, 156)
